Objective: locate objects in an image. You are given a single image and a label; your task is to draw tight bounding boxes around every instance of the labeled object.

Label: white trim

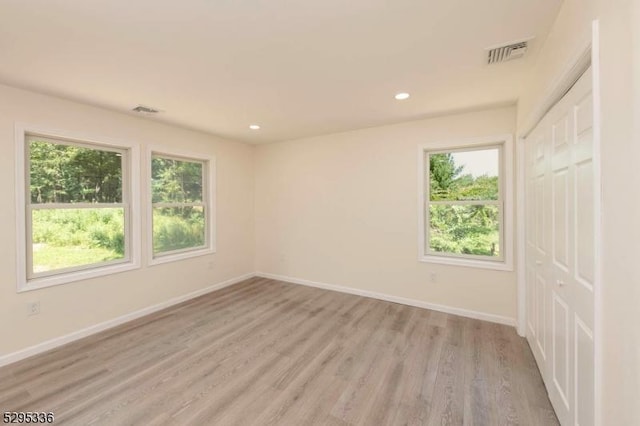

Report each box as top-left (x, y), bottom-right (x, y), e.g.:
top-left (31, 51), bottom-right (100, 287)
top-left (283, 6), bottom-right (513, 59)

top-left (14, 123), bottom-right (141, 292)
top-left (591, 19), bottom-right (603, 426)
top-left (419, 255), bottom-right (513, 271)
top-left (29, 203), bottom-right (127, 210)
top-left (417, 134), bottom-right (514, 271)
top-left (516, 136), bottom-right (527, 336)
top-left (429, 199), bottom-right (501, 206)
top-left (146, 145), bottom-right (217, 266)
top-left (20, 125), bottom-right (136, 151)
top-left (20, 263), bottom-right (141, 293)
top-left (152, 202), bottom-right (206, 208)
top-left (521, 41), bottom-right (592, 138)
top-left (416, 134), bottom-right (513, 152)
top-left (150, 247), bottom-right (214, 266)
top-left (0, 272), bottom-right (255, 367)
top-left (15, 125), bottom-right (27, 291)
top-left (256, 272), bottom-right (517, 327)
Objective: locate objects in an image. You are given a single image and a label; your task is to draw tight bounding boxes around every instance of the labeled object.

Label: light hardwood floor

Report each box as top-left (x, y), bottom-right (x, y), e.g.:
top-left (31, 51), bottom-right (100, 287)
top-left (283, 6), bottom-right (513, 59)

top-left (0, 277), bottom-right (558, 425)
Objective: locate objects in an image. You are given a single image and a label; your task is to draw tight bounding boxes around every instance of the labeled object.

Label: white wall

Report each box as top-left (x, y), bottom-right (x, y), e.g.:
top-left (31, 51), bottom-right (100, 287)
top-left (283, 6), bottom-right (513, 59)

top-left (255, 106), bottom-right (517, 321)
top-left (518, 0), bottom-right (640, 423)
top-left (0, 84), bottom-right (255, 356)
top-left (4, 2), bottom-right (639, 419)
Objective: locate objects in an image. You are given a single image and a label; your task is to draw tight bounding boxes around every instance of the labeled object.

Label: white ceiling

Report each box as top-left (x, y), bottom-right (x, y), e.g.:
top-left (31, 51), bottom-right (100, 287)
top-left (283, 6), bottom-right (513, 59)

top-left (0, 0), bottom-right (562, 144)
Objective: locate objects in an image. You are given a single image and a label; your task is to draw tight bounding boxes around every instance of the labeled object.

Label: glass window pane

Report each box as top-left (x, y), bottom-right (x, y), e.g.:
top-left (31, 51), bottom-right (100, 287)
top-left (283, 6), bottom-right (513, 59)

top-left (32, 208), bottom-right (125, 273)
top-left (29, 139), bottom-right (123, 204)
top-left (429, 148), bottom-right (499, 201)
top-left (429, 204), bottom-right (500, 257)
top-left (152, 156), bottom-right (203, 203)
top-left (153, 206), bottom-right (205, 254)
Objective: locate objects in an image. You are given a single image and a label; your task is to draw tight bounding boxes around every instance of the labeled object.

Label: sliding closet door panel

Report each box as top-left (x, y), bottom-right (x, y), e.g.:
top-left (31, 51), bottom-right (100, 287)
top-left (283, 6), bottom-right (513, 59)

top-left (575, 161), bottom-right (595, 287)
top-left (526, 127), bottom-right (550, 372)
top-left (552, 292), bottom-right (571, 409)
top-left (552, 168), bottom-right (569, 270)
top-left (571, 78), bottom-right (595, 426)
top-left (575, 317), bottom-right (595, 426)
top-left (549, 94), bottom-right (573, 425)
top-left (524, 67), bottom-right (596, 426)
top-left (536, 273), bottom-right (547, 358)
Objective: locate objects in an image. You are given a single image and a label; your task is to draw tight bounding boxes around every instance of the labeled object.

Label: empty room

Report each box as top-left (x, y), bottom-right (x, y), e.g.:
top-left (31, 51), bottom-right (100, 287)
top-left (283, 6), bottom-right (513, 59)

top-left (0, 0), bottom-right (638, 425)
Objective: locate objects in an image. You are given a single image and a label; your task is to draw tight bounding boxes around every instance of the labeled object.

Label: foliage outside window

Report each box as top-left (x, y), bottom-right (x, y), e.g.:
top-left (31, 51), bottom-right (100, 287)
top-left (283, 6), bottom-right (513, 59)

top-left (425, 146), bottom-right (503, 261)
top-left (26, 135), bottom-right (129, 277)
top-left (151, 154), bottom-right (208, 258)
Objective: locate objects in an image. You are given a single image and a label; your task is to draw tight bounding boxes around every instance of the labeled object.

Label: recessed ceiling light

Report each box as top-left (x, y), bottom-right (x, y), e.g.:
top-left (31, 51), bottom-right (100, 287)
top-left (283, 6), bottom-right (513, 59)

top-left (249, 124), bottom-right (260, 130)
top-left (394, 92), bottom-right (410, 100)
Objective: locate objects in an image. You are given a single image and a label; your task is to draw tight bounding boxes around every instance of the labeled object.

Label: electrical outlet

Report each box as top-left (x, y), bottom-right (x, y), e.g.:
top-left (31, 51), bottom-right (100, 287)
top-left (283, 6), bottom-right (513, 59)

top-left (208, 260), bottom-right (215, 270)
top-left (430, 272), bottom-right (437, 283)
top-left (27, 301), bottom-right (40, 316)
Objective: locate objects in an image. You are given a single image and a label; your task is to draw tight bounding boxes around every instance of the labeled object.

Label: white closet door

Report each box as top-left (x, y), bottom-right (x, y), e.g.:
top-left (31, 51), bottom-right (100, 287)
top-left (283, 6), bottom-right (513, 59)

top-left (525, 117), bottom-right (550, 374)
top-left (570, 69), bottom-right (596, 426)
top-left (525, 67), bottom-right (596, 426)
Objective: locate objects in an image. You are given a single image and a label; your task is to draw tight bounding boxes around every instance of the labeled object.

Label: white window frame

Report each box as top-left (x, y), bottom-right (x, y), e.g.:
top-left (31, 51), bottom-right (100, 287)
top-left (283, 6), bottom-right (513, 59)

top-left (15, 124), bottom-right (141, 292)
top-left (147, 146), bottom-right (216, 266)
top-left (418, 134), bottom-right (513, 271)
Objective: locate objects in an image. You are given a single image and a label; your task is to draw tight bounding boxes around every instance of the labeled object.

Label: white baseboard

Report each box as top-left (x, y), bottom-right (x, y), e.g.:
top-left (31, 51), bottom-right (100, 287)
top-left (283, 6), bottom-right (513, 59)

top-left (1, 271), bottom-right (516, 368)
top-left (0, 272), bottom-right (255, 368)
top-left (256, 272), bottom-right (517, 327)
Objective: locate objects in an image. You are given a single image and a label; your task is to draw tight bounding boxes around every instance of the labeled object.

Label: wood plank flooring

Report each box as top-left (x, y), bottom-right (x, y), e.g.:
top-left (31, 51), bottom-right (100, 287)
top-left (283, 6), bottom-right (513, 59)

top-left (0, 277), bottom-right (559, 425)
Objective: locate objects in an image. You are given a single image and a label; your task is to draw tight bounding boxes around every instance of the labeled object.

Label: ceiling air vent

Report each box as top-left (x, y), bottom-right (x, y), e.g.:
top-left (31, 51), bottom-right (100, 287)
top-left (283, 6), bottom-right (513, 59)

top-left (486, 40), bottom-right (529, 65)
top-left (132, 105), bottom-right (161, 114)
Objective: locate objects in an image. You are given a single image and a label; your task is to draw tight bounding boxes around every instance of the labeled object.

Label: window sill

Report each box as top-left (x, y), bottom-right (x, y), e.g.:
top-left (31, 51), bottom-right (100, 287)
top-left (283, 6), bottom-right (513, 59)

top-left (149, 247), bottom-right (215, 266)
top-left (419, 255), bottom-right (513, 271)
top-left (19, 261), bottom-right (141, 293)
